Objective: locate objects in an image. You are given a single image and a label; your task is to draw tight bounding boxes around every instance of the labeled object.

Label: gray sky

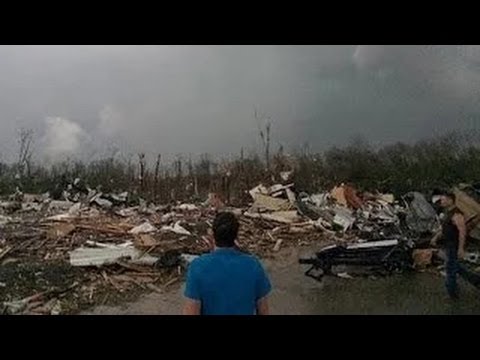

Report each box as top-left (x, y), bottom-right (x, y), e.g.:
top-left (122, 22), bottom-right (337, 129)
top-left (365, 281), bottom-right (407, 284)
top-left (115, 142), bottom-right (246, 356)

top-left (1, 45), bottom-right (480, 163)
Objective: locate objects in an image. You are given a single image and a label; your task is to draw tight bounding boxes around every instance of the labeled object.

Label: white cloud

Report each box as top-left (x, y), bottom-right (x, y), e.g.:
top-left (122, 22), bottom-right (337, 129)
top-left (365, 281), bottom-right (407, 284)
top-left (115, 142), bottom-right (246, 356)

top-left (42, 117), bottom-right (89, 160)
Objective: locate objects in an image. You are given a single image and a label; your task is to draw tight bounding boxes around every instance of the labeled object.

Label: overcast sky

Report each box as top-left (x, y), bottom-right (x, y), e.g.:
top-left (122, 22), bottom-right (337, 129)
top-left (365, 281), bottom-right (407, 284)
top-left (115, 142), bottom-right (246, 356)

top-left (1, 45), bottom-right (480, 163)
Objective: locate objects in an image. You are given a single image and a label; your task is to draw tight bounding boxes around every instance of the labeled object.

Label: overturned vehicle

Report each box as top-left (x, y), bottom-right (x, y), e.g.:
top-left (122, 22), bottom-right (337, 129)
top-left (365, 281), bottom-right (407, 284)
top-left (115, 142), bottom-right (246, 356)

top-left (299, 238), bottom-right (415, 281)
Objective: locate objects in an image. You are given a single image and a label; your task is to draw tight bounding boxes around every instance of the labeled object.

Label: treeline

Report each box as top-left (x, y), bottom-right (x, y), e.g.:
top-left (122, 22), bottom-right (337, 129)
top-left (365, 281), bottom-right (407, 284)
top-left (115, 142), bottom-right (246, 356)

top-left (1, 131), bottom-right (480, 204)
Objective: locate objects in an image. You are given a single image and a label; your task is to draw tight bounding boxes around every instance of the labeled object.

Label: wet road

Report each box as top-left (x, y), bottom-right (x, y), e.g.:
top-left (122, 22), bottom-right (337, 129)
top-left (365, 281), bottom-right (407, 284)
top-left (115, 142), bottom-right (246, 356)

top-left (83, 247), bottom-right (480, 315)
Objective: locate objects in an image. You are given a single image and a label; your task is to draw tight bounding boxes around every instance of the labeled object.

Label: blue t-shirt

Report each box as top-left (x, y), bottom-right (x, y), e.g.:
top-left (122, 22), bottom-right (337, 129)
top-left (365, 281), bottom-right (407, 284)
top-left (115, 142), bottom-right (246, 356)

top-left (184, 248), bottom-right (272, 315)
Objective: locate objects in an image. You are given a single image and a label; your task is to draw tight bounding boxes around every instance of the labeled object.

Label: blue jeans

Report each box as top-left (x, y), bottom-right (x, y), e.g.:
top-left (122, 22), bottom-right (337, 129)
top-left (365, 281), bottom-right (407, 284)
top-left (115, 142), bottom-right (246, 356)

top-left (445, 243), bottom-right (480, 298)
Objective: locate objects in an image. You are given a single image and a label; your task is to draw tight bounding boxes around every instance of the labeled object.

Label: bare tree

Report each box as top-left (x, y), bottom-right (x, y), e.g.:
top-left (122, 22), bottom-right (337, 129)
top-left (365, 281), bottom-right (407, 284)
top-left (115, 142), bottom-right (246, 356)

top-left (17, 128), bottom-right (34, 178)
top-left (254, 107), bottom-right (272, 172)
top-left (154, 154), bottom-right (161, 201)
top-left (138, 153), bottom-right (146, 192)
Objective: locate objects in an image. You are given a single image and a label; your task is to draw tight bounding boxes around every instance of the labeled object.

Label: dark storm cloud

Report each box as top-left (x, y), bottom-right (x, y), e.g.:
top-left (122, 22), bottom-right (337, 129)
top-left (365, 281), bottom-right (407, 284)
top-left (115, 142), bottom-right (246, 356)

top-left (0, 45), bottom-right (479, 162)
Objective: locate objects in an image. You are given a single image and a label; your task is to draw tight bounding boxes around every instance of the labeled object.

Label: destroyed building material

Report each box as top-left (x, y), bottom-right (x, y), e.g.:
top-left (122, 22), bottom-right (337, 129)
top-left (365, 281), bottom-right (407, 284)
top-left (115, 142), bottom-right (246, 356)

top-left (248, 184), bottom-right (269, 199)
top-left (404, 192), bottom-right (437, 234)
top-left (331, 186), bottom-right (348, 207)
top-left (333, 206), bottom-right (356, 231)
top-left (130, 253), bottom-right (160, 266)
top-left (268, 183), bottom-right (294, 197)
top-left (331, 184), bottom-right (362, 209)
top-left (116, 207), bottom-right (139, 217)
top-left (243, 210), bottom-right (301, 224)
top-left (286, 188), bottom-right (296, 205)
top-left (21, 202), bottom-right (43, 212)
top-left (250, 193), bottom-right (292, 212)
top-left (453, 188), bottom-right (480, 241)
top-left (161, 221), bottom-right (192, 236)
top-left (204, 193), bottom-right (225, 209)
top-left (134, 234), bottom-right (157, 248)
top-left (177, 204), bottom-right (198, 211)
top-left (161, 212), bottom-right (176, 223)
top-left (47, 223), bottom-right (76, 240)
top-left (453, 188), bottom-right (480, 222)
top-left (0, 201), bottom-right (21, 213)
top-left (48, 200), bottom-right (74, 213)
top-left (379, 194), bottom-right (395, 204)
top-left (273, 239), bottom-right (283, 252)
top-left (69, 245), bottom-right (141, 267)
top-left (129, 222), bottom-right (158, 235)
top-left (343, 185), bottom-right (363, 209)
top-left (412, 249), bottom-right (434, 269)
top-left (307, 193), bottom-right (330, 208)
top-left (93, 197), bottom-right (113, 209)
top-left (0, 215), bottom-right (13, 227)
top-left (109, 192), bottom-right (128, 203)
top-left (280, 171), bottom-right (293, 182)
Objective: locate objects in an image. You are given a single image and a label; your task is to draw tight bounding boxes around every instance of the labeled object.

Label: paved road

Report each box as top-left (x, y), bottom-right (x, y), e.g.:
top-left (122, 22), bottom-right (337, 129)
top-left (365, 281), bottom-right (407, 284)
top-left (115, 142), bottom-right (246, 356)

top-left (83, 247), bottom-right (480, 315)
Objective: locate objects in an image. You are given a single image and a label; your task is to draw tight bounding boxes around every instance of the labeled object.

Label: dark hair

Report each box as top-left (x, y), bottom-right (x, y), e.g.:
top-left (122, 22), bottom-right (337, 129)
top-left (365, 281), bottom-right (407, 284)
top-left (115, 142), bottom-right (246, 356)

top-left (213, 212), bottom-right (239, 247)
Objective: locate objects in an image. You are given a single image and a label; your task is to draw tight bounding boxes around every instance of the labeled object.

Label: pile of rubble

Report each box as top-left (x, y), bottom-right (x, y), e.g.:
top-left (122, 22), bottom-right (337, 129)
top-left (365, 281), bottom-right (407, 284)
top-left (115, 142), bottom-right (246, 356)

top-left (1, 178), bottom-right (480, 314)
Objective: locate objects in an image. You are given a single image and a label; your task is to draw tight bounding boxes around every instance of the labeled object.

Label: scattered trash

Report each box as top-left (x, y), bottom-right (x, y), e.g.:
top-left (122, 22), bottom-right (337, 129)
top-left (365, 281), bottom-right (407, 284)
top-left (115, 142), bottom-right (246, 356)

top-left (337, 272), bottom-right (354, 279)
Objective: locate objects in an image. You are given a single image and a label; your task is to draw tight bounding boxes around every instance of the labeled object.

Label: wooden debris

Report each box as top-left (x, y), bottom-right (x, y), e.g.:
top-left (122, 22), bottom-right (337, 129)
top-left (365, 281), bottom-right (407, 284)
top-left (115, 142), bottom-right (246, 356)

top-left (46, 223), bottom-right (76, 240)
top-left (134, 234), bottom-right (158, 248)
top-left (273, 239), bottom-right (283, 252)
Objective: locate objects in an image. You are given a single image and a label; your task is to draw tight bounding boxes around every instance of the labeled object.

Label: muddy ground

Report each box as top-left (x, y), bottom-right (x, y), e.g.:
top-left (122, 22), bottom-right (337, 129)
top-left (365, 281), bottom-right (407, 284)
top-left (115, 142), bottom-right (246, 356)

top-left (83, 246), bottom-right (480, 315)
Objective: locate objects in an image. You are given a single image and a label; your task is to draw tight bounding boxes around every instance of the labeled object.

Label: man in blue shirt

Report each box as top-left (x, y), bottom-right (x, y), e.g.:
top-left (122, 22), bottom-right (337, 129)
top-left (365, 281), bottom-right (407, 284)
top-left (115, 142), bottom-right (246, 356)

top-left (183, 212), bottom-right (272, 315)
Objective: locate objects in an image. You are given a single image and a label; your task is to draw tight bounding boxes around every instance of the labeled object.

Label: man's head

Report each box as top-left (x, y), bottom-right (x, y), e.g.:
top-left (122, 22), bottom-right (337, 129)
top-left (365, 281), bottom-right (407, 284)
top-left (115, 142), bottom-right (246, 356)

top-left (212, 212), bottom-right (239, 248)
top-left (434, 190), bottom-right (456, 208)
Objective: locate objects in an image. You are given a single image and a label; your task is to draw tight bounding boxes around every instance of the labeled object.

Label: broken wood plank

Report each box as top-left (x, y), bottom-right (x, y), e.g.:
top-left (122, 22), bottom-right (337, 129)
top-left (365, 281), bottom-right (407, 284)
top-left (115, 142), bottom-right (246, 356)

top-left (164, 276), bottom-right (179, 289)
top-left (0, 246), bottom-right (13, 261)
top-left (102, 271), bottom-right (124, 292)
top-left (75, 224), bottom-right (127, 235)
top-left (146, 283), bottom-right (163, 293)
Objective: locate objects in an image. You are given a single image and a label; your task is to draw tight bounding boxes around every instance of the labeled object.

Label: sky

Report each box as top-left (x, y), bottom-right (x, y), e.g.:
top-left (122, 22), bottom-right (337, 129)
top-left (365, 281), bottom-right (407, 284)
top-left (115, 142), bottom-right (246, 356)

top-left (1, 45), bottom-right (480, 163)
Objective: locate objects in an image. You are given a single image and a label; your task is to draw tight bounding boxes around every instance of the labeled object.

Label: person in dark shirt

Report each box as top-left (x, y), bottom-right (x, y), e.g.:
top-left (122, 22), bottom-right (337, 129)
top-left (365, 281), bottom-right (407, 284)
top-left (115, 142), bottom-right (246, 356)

top-left (431, 190), bottom-right (480, 298)
top-left (183, 212), bottom-right (272, 315)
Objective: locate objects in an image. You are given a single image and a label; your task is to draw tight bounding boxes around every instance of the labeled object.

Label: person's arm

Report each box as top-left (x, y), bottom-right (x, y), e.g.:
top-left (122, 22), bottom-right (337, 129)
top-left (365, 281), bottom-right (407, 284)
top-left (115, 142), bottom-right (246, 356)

top-left (430, 230), bottom-right (441, 246)
top-left (452, 213), bottom-right (467, 259)
top-left (183, 299), bottom-right (201, 315)
top-left (183, 261), bottom-right (202, 315)
top-left (256, 296), bottom-right (269, 315)
top-left (255, 259), bottom-right (272, 315)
